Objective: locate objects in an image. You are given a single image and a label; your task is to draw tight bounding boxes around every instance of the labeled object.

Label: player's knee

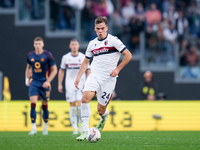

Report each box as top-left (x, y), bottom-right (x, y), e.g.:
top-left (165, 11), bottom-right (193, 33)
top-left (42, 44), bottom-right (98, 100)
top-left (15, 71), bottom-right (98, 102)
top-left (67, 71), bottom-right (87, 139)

top-left (81, 94), bottom-right (92, 103)
top-left (82, 91), bottom-right (94, 103)
top-left (70, 102), bottom-right (76, 107)
top-left (81, 97), bottom-right (90, 103)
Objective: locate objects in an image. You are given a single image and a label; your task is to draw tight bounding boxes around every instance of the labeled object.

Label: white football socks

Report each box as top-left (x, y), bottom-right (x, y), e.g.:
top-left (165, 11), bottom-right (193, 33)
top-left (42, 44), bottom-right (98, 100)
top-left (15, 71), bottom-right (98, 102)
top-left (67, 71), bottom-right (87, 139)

top-left (101, 109), bottom-right (109, 121)
top-left (32, 123), bottom-right (36, 130)
top-left (77, 106), bottom-right (82, 125)
top-left (43, 122), bottom-right (48, 129)
top-left (81, 103), bottom-right (91, 132)
top-left (70, 106), bottom-right (77, 130)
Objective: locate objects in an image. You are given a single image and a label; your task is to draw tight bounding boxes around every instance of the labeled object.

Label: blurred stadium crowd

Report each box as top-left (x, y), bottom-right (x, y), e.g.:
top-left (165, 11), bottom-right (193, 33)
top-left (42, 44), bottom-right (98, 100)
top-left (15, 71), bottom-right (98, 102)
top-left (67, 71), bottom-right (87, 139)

top-left (1, 0), bottom-right (200, 79)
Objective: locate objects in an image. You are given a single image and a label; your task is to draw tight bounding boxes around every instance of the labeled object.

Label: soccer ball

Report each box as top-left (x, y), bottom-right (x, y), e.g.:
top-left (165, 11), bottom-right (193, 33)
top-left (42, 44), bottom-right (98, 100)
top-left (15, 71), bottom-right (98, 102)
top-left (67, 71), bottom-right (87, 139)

top-left (86, 127), bottom-right (101, 142)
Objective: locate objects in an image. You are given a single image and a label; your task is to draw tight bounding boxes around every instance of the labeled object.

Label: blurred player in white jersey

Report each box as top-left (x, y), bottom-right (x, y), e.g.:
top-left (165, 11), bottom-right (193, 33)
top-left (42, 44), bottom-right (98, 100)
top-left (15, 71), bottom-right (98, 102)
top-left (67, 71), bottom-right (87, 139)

top-left (58, 38), bottom-right (90, 135)
top-left (75, 16), bottom-right (132, 141)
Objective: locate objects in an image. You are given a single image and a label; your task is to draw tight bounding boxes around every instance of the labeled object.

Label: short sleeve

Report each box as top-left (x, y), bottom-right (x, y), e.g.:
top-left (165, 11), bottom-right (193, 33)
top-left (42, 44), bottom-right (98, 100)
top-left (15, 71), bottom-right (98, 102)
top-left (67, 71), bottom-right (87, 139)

top-left (85, 41), bottom-right (93, 59)
top-left (47, 52), bottom-right (56, 67)
top-left (112, 36), bottom-right (126, 53)
top-left (27, 55), bottom-right (31, 64)
top-left (60, 55), bottom-right (66, 69)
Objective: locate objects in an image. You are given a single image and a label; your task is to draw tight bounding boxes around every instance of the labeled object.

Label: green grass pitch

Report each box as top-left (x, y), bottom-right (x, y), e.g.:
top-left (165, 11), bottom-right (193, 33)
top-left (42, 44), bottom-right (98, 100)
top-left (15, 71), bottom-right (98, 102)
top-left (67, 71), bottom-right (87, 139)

top-left (0, 131), bottom-right (200, 150)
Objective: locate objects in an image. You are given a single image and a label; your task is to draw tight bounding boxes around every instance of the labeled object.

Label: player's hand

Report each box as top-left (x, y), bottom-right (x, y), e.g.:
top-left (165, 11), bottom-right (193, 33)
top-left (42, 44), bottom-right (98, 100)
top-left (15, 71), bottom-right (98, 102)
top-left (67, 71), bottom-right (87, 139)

top-left (58, 85), bottom-right (63, 93)
top-left (110, 68), bottom-right (120, 77)
top-left (26, 82), bottom-right (30, 87)
top-left (42, 81), bottom-right (50, 88)
top-left (74, 78), bottom-right (80, 89)
top-left (25, 78), bottom-right (30, 87)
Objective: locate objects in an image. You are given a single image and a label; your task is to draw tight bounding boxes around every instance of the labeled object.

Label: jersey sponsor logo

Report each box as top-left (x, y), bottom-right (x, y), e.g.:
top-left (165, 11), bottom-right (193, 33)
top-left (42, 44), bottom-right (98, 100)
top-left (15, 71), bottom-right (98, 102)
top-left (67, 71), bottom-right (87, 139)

top-left (34, 69), bottom-right (42, 72)
top-left (34, 62), bottom-right (42, 73)
top-left (68, 67), bottom-right (80, 69)
top-left (67, 63), bottom-right (81, 69)
top-left (91, 47), bottom-right (118, 56)
top-left (35, 62), bottom-right (41, 68)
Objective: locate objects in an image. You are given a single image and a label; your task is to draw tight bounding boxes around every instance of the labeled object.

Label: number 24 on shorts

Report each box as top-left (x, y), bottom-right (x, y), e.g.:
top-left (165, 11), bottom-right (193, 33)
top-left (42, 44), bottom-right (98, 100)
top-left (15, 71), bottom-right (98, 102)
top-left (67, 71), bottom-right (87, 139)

top-left (101, 92), bottom-right (111, 100)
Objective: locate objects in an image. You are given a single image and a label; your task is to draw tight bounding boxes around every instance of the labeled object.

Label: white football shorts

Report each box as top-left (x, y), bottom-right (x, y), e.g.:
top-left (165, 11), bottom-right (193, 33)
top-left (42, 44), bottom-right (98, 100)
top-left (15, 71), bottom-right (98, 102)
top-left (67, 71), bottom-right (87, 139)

top-left (83, 75), bottom-right (117, 106)
top-left (65, 88), bottom-right (82, 102)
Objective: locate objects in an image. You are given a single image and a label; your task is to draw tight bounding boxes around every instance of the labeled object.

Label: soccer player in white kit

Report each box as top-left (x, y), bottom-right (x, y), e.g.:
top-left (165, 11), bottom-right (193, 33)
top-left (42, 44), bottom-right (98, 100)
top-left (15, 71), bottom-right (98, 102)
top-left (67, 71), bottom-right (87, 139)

top-left (58, 38), bottom-right (90, 135)
top-left (74, 16), bottom-right (132, 141)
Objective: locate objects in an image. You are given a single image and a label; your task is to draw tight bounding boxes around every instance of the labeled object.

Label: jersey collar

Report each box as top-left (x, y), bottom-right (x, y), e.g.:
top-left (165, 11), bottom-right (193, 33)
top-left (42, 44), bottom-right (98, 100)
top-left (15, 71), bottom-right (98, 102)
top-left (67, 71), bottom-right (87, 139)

top-left (97, 33), bottom-right (108, 41)
top-left (71, 52), bottom-right (79, 57)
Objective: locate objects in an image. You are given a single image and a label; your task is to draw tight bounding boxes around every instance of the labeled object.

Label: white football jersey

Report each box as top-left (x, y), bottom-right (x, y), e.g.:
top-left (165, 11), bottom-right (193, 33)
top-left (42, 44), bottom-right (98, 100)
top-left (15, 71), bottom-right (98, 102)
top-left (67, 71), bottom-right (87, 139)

top-left (60, 52), bottom-right (87, 90)
top-left (85, 34), bottom-right (126, 80)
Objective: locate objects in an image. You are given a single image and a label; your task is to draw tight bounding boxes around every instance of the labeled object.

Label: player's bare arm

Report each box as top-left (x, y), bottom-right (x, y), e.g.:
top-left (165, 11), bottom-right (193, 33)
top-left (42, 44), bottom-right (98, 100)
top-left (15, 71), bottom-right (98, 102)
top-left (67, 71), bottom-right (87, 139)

top-left (43, 65), bottom-right (58, 88)
top-left (74, 58), bottom-right (90, 89)
top-left (58, 69), bottom-right (65, 93)
top-left (25, 64), bottom-right (32, 86)
top-left (86, 68), bottom-right (91, 78)
top-left (110, 49), bottom-right (132, 77)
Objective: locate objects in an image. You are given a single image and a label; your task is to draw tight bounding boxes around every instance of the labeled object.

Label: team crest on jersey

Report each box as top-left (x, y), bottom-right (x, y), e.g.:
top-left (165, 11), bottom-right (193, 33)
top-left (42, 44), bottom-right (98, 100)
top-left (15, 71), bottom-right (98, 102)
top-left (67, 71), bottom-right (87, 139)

top-left (41, 58), bottom-right (44, 62)
top-left (104, 40), bottom-right (108, 45)
top-left (31, 58), bottom-right (35, 62)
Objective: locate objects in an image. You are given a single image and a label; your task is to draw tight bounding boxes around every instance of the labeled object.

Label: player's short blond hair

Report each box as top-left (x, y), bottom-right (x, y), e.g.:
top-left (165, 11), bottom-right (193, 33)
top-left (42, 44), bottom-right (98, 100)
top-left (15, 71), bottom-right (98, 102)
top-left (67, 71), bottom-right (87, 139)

top-left (95, 16), bottom-right (108, 25)
top-left (34, 37), bottom-right (43, 42)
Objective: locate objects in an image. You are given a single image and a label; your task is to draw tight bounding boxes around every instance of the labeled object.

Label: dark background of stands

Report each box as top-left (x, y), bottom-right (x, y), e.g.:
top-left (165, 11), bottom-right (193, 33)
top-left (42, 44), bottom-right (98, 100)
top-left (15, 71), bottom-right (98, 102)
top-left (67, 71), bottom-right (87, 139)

top-left (0, 14), bottom-right (200, 100)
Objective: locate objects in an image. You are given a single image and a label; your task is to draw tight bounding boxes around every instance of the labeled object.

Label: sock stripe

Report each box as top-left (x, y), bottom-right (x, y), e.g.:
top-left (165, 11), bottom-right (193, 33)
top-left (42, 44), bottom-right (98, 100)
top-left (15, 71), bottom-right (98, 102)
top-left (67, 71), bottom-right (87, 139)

top-left (31, 103), bottom-right (36, 107)
top-left (42, 105), bottom-right (48, 110)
